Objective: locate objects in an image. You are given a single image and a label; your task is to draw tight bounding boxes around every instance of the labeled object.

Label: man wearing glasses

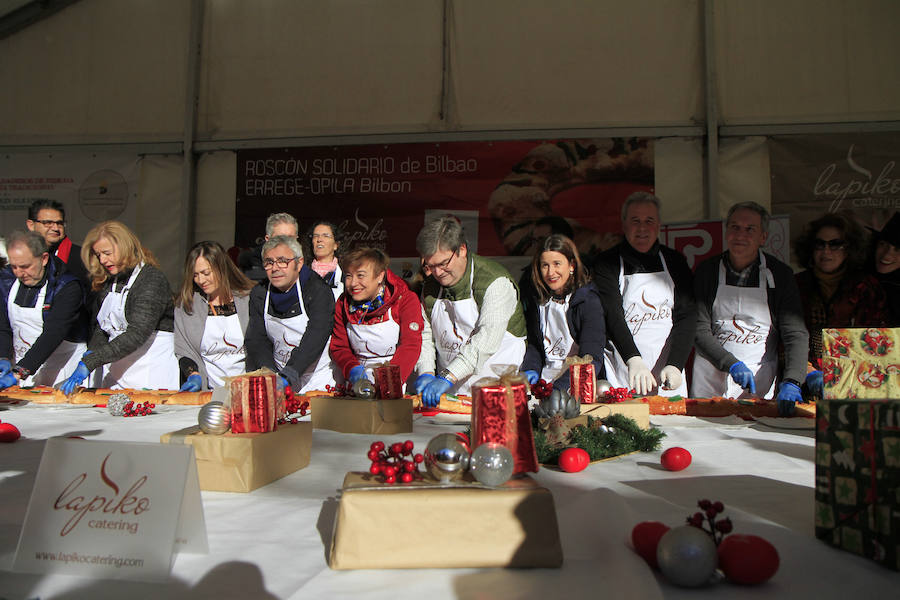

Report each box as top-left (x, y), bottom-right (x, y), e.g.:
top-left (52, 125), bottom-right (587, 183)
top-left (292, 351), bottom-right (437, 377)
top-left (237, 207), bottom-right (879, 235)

top-left (244, 234), bottom-right (336, 392)
top-left (414, 216), bottom-right (527, 406)
top-left (239, 212), bottom-right (300, 283)
top-left (692, 202), bottom-right (809, 416)
top-left (25, 200), bottom-right (88, 284)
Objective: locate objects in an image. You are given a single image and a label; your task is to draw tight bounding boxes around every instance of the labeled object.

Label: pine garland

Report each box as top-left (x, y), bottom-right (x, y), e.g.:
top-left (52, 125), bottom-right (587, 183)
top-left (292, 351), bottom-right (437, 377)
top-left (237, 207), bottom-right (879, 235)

top-left (534, 414), bottom-right (666, 465)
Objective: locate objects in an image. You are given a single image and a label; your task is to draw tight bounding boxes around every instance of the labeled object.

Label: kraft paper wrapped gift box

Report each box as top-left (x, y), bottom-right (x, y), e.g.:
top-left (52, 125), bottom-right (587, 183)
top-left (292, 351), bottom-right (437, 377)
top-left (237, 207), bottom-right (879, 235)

top-left (814, 397), bottom-right (900, 570)
top-left (160, 422), bottom-right (312, 493)
top-left (329, 472), bottom-right (564, 569)
top-left (576, 400), bottom-right (651, 429)
top-left (822, 327), bottom-right (899, 400)
top-left (309, 395), bottom-right (413, 434)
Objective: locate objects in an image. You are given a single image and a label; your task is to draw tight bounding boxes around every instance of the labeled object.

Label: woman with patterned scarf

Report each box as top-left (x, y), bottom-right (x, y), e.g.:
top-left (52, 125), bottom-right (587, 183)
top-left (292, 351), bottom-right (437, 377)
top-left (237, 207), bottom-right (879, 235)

top-left (329, 247), bottom-right (424, 389)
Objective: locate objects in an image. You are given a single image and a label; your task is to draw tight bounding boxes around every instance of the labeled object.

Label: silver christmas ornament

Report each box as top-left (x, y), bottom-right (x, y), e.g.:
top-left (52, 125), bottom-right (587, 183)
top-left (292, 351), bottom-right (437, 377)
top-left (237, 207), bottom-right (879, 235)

top-left (198, 400), bottom-right (231, 435)
top-left (469, 442), bottom-right (514, 487)
top-left (656, 525), bottom-right (718, 587)
top-left (424, 433), bottom-right (470, 483)
top-left (352, 378), bottom-right (376, 399)
top-left (596, 379), bottom-right (612, 396)
top-left (107, 393), bottom-right (131, 416)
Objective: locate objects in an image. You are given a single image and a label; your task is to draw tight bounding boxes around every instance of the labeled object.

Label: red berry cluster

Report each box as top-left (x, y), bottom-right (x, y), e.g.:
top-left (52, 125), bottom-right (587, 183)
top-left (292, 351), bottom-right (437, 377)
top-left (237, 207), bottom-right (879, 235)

top-left (122, 400), bottom-right (154, 417)
top-left (687, 498), bottom-right (733, 545)
top-left (278, 386), bottom-right (309, 425)
top-left (602, 387), bottom-right (634, 403)
top-left (325, 382), bottom-right (349, 396)
top-left (530, 378), bottom-right (553, 400)
top-left (367, 440), bottom-right (424, 484)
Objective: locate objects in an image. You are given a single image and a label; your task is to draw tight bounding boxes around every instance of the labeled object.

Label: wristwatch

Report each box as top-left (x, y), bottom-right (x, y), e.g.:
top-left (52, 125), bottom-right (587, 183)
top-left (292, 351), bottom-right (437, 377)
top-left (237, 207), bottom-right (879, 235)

top-left (437, 368), bottom-right (456, 384)
top-left (12, 365), bottom-right (31, 380)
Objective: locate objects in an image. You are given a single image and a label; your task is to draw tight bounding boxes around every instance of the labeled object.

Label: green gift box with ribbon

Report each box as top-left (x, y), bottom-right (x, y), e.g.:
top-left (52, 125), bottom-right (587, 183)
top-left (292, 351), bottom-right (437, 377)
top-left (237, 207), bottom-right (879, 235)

top-left (814, 397), bottom-right (900, 570)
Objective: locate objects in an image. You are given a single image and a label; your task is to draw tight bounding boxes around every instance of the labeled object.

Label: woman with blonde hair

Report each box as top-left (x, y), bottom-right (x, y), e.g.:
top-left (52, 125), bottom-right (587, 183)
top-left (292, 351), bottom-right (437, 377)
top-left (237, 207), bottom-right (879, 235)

top-left (60, 221), bottom-right (179, 392)
top-left (175, 241), bottom-right (255, 390)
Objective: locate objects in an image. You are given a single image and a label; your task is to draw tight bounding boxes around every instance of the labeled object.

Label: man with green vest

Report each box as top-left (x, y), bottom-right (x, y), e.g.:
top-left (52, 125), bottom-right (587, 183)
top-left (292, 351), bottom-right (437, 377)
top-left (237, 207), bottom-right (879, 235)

top-left (414, 216), bottom-right (527, 406)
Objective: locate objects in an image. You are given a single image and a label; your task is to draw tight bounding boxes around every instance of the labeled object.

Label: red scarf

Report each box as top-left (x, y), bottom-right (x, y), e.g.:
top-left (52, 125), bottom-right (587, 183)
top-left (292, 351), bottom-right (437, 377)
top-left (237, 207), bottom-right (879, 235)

top-left (55, 237), bottom-right (72, 263)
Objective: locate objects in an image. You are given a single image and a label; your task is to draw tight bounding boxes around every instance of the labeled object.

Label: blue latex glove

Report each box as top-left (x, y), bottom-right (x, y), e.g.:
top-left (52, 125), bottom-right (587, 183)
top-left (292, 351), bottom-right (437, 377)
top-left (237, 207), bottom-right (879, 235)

top-left (0, 358), bottom-right (11, 377)
top-left (278, 375), bottom-right (291, 389)
top-left (348, 365), bottom-right (368, 383)
top-left (179, 373), bottom-right (203, 392)
top-left (421, 376), bottom-right (453, 408)
top-left (523, 370), bottom-right (540, 384)
top-left (0, 371), bottom-right (17, 390)
top-left (777, 381), bottom-right (802, 417)
top-left (805, 370), bottom-right (823, 398)
top-left (414, 373), bottom-right (436, 394)
top-left (728, 361), bottom-right (757, 395)
top-left (60, 361), bottom-right (90, 396)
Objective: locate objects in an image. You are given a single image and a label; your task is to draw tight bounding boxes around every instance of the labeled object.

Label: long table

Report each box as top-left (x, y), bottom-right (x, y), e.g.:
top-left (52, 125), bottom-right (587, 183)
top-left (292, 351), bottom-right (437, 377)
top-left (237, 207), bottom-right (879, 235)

top-left (0, 404), bottom-right (896, 599)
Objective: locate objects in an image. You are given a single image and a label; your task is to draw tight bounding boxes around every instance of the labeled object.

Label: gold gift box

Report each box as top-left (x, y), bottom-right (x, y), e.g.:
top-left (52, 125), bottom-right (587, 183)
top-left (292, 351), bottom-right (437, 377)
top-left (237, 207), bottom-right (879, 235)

top-left (329, 472), bottom-right (563, 569)
top-left (310, 396), bottom-right (413, 434)
top-left (160, 422), bottom-right (312, 492)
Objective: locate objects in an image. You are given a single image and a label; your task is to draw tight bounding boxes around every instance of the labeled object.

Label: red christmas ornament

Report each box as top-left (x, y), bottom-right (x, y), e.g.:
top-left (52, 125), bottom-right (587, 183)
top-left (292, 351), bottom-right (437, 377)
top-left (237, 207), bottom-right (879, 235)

top-left (718, 534), bottom-right (780, 584)
top-left (631, 521), bottom-right (670, 569)
top-left (0, 422), bottom-right (21, 442)
top-left (660, 447), bottom-right (691, 471)
top-left (558, 447), bottom-right (590, 473)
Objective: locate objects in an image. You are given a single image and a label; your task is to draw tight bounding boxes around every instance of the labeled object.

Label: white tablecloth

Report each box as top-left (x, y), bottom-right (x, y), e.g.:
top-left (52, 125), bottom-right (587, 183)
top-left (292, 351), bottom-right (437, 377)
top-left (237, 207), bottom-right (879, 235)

top-left (0, 403), bottom-right (896, 599)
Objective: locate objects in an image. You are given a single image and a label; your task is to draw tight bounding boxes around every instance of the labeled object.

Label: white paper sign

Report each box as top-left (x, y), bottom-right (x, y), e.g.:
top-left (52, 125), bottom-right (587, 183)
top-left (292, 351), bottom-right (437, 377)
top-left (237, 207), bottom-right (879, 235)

top-left (12, 438), bottom-right (207, 581)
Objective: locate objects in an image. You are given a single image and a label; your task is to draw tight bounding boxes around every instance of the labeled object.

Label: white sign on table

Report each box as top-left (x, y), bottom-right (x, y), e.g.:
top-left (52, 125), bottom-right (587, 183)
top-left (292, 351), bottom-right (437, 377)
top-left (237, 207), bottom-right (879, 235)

top-left (12, 437), bottom-right (207, 581)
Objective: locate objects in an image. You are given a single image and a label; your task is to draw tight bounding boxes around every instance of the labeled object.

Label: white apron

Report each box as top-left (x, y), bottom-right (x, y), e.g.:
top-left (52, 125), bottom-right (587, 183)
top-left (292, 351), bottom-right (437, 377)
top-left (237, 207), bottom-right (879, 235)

top-left (97, 263), bottom-right (179, 390)
top-left (264, 281), bottom-right (335, 393)
top-left (199, 311), bottom-right (246, 388)
top-left (347, 306), bottom-right (400, 380)
top-left (328, 264), bottom-right (344, 301)
top-left (430, 267), bottom-right (526, 396)
top-left (539, 296), bottom-right (579, 382)
top-left (603, 254), bottom-right (687, 397)
top-left (7, 279), bottom-right (85, 387)
top-left (692, 252), bottom-right (777, 400)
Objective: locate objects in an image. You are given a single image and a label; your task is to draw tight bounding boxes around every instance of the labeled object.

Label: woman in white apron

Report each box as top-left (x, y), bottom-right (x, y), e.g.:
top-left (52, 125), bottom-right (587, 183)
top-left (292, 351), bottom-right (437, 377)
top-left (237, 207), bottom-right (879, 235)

top-left (308, 220), bottom-right (344, 300)
top-left (0, 231), bottom-right (87, 389)
top-left (59, 221), bottom-right (179, 394)
top-left (244, 235), bottom-right (337, 394)
top-left (174, 241), bottom-right (255, 391)
top-left (330, 247), bottom-right (424, 388)
top-left (521, 234), bottom-right (606, 393)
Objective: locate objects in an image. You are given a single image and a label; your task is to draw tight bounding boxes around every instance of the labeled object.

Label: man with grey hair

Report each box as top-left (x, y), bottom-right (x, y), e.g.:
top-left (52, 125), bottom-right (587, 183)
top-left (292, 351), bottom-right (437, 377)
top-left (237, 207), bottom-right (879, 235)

top-left (244, 233), bottom-right (336, 392)
top-left (593, 192), bottom-right (696, 396)
top-left (414, 215), bottom-right (527, 406)
top-left (692, 201), bottom-right (809, 416)
top-left (0, 230), bottom-right (88, 389)
top-left (239, 212), bottom-right (300, 282)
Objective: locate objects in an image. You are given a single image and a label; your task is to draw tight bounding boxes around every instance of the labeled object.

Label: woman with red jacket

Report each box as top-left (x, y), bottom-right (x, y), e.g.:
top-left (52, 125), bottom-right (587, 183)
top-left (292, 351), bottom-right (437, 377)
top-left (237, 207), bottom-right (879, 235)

top-left (330, 247), bottom-right (424, 389)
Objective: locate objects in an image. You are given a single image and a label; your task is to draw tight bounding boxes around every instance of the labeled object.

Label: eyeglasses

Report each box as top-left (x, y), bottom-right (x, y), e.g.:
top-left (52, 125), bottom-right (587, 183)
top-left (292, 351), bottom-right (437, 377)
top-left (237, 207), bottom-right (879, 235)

top-left (34, 219), bottom-right (65, 227)
top-left (422, 250), bottom-right (458, 275)
top-left (814, 238), bottom-right (846, 251)
top-left (263, 257), bottom-right (300, 269)
top-left (310, 233), bottom-right (334, 240)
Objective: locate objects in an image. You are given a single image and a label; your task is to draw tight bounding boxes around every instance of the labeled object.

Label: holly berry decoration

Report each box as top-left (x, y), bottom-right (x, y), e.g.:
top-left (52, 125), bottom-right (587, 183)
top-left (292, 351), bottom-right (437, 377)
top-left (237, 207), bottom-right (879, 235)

top-left (530, 378), bottom-right (553, 401)
top-left (367, 439), bottom-right (424, 484)
top-left (122, 400), bottom-right (154, 417)
top-left (660, 447), bottom-right (691, 471)
top-left (631, 521), bottom-right (670, 569)
top-left (717, 534), bottom-right (780, 585)
top-left (0, 419), bottom-right (21, 442)
top-left (686, 498), bottom-right (732, 546)
top-left (557, 447), bottom-right (590, 472)
top-left (602, 387), bottom-right (634, 403)
top-left (325, 382), bottom-right (349, 397)
top-left (278, 385), bottom-right (310, 424)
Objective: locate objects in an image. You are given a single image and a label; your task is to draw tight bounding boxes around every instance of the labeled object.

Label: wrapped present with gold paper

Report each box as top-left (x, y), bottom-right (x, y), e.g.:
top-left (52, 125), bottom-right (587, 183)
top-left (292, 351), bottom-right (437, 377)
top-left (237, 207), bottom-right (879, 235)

top-left (822, 328), bottom-right (899, 400)
top-left (373, 363), bottom-right (403, 399)
top-left (228, 369), bottom-right (284, 433)
top-left (471, 373), bottom-right (539, 474)
top-left (328, 472), bottom-right (562, 569)
top-left (566, 355), bottom-right (596, 404)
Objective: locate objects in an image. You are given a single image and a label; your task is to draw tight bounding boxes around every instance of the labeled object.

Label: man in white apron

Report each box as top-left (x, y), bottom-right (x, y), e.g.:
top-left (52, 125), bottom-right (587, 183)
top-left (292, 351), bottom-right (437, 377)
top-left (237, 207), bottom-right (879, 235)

top-left (0, 231), bottom-right (87, 389)
top-left (244, 235), bottom-right (336, 393)
top-left (593, 193), bottom-right (696, 396)
top-left (692, 202), bottom-right (809, 416)
top-left (414, 216), bottom-right (527, 406)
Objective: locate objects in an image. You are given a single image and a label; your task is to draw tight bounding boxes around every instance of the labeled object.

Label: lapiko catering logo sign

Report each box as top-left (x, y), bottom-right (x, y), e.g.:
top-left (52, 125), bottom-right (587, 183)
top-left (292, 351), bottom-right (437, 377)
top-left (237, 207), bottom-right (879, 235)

top-left (814, 144), bottom-right (900, 212)
top-left (53, 452), bottom-right (150, 537)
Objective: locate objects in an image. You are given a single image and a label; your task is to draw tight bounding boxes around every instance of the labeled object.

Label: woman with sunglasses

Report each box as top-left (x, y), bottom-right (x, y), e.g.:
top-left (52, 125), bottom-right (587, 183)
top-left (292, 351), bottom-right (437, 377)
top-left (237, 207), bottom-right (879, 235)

top-left (794, 212), bottom-right (889, 396)
top-left (307, 220), bottom-right (343, 300)
top-left (521, 234), bottom-right (605, 391)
